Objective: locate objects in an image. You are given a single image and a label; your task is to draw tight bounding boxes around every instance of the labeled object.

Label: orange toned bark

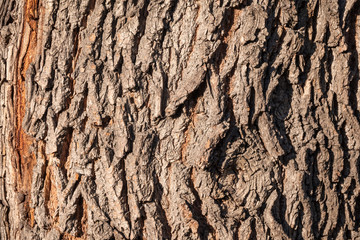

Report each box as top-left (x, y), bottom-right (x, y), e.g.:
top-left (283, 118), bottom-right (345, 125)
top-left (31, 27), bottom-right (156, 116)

top-left (219, 8), bottom-right (241, 73)
top-left (223, 9), bottom-right (241, 44)
top-left (14, 0), bottom-right (40, 224)
top-left (63, 233), bottom-right (87, 240)
top-left (181, 107), bottom-right (199, 165)
top-left (80, 199), bottom-right (88, 238)
top-left (44, 165), bottom-right (59, 224)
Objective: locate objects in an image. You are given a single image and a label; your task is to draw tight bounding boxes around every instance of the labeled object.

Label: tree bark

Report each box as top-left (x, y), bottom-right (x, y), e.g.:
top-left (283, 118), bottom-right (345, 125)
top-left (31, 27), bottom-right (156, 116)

top-left (1, 0), bottom-right (360, 239)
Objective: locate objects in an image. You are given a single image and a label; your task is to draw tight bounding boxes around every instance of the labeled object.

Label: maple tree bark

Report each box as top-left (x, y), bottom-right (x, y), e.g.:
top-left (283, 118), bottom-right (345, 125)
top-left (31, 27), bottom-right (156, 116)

top-left (1, 0), bottom-right (360, 239)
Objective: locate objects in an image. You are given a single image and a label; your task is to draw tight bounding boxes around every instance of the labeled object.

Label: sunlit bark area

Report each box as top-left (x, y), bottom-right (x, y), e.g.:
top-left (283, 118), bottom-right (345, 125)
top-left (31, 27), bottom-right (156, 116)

top-left (1, 0), bottom-right (360, 239)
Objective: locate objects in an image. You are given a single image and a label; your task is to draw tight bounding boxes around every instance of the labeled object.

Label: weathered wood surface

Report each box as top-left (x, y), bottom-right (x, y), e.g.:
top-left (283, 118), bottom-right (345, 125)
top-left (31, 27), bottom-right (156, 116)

top-left (1, 0), bottom-right (360, 239)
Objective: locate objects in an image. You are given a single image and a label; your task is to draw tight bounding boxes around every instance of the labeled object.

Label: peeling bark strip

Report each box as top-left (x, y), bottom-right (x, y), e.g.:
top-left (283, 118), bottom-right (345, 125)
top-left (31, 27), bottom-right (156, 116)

top-left (14, 0), bottom-right (39, 229)
top-left (1, 0), bottom-right (360, 239)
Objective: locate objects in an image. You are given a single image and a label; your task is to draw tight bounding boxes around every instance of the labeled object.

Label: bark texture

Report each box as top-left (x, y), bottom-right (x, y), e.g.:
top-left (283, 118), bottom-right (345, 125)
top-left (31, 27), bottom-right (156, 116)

top-left (1, 0), bottom-right (360, 239)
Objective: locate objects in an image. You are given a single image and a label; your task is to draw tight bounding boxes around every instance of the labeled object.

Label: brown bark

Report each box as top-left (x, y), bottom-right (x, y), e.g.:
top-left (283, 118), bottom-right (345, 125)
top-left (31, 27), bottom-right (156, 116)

top-left (1, 0), bottom-right (360, 239)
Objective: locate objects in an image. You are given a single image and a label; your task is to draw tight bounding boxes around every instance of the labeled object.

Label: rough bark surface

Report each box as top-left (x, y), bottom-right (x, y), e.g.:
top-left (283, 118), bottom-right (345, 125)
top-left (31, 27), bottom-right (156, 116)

top-left (1, 0), bottom-right (360, 239)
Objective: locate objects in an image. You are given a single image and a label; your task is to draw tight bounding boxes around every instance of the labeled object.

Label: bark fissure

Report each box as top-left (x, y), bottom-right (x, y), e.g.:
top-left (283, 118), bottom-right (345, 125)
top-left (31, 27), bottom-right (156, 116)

top-left (14, 0), bottom-right (39, 229)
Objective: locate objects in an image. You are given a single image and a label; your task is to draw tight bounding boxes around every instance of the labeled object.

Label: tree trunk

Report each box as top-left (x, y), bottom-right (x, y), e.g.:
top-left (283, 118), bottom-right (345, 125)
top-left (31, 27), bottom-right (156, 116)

top-left (1, 0), bottom-right (360, 239)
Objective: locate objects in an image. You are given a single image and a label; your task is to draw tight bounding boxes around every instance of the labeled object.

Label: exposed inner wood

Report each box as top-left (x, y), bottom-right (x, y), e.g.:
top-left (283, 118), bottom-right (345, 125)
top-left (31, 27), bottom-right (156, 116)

top-left (15, 0), bottom-right (39, 225)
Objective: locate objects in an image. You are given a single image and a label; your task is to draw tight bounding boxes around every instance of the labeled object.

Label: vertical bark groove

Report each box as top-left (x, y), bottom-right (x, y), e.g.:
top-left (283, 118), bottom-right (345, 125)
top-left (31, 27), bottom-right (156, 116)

top-left (14, 0), bottom-right (39, 230)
